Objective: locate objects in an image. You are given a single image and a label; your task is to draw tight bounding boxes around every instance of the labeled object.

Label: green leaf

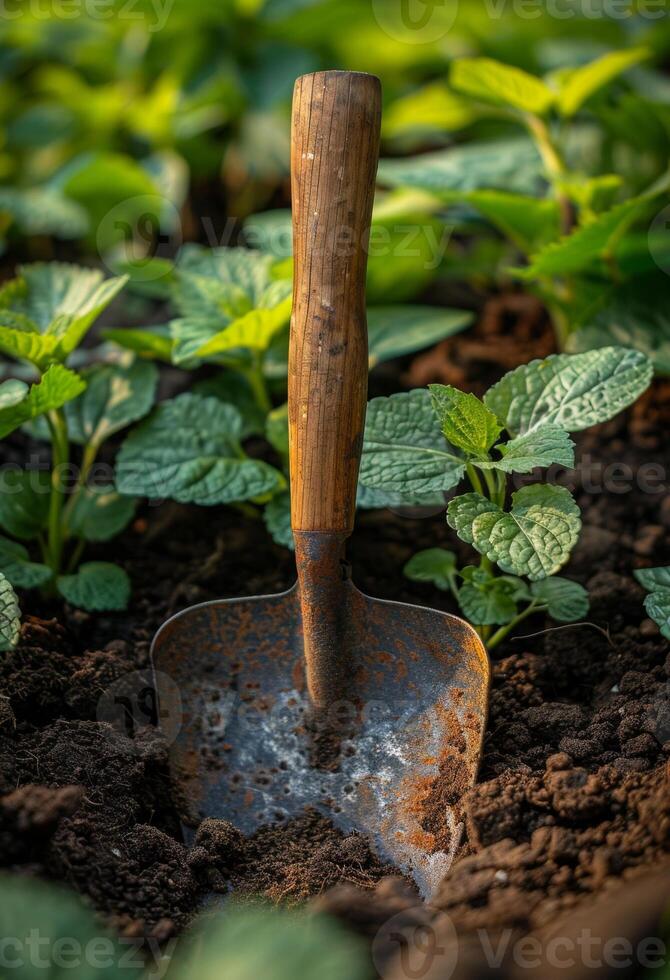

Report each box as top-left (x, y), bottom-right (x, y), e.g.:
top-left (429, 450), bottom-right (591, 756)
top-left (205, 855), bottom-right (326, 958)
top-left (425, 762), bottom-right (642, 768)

top-left (360, 389), bottom-right (465, 496)
top-left (177, 245), bottom-right (288, 307)
top-left (116, 394), bottom-right (285, 506)
top-left (0, 186), bottom-right (88, 239)
top-left (0, 469), bottom-right (50, 540)
top-left (567, 278), bottom-right (670, 376)
top-left (450, 57), bottom-right (555, 115)
top-left (266, 402), bottom-right (289, 458)
top-left (0, 364), bottom-right (86, 439)
top-left (0, 573), bottom-right (20, 651)
top-left (479, 425), bottom-right (575, 473)
top-left (403, 548), bottom-right (457, 591)
top-left (264, 491), bottom-right (294, 550)
top-left (0, 263), bottom-right (127, 367)
top-left (634, 567), bottom-right (670, 592)
top-left (103, 325), bottom-right (174, 362)
top-left (64, 361), bottom-right (158, 447)
top-left (62, 152), bottom-right (159, 252)
top-left (367, 307), bottom-right (473, 368)
top-left (171, 905), bottom-right (368, 980)
top-left (0, 874), bottom-right (135, 979)
top-left (194, 371), bottom-right (267, 438)
top-left (644, 590), bottom-right (670, 641)
top-left (484, 348), bottom-right (653, 436)
top-left (429, 384), bottom-right (502, 457)
top-left (530, 576), bottom-right (589, 621)
top-left (57, 561), bottom-right (130, 611)
top-left (557, 48), bottom-right (649, 117)
top-left (457, 568), bottom-right (521, 626)
top-left (195, 299), bottom-right (292, 359)
top-left (68, 486), bottom-right (136, 542)
top-left (458, 190), bottom-right (560, 253)
top-left (448, 484), bottom-right (581, 580)
top-left (377, 137), bottom-right (543, 197)
top-left (515, 191), bottom-right (664, 280)
top-left (383, 82), bottom-right (479, 141)
top-left (0, 535), bottom-right (52, 589)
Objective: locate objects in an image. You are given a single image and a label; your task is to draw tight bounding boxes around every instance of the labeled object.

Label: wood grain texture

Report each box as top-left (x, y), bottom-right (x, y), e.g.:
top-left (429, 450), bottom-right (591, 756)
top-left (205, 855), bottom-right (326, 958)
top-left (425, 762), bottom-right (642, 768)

top-left (289, 71), bottom-right (381, 534)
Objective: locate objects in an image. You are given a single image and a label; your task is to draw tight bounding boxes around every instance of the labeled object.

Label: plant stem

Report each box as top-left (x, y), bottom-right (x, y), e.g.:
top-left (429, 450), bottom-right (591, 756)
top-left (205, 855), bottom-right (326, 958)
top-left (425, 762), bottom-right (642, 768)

top-left (487, 599), bottom-right (546, 651)
top-left (243, 354), bottom-right (272, 416)
top-left (465, 462), bottom-right (484, 497)
top-left (46, 408), bottom-right (70, 575)
top-left (524, 114), bottom-right (573, 236)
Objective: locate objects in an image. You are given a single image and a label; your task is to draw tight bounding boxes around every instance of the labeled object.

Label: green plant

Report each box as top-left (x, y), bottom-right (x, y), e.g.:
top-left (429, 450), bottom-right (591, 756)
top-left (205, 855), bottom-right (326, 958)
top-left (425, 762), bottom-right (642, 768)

top-left (107, 244), bottom-right (474, 547)
top-left (359, 347), bottom-right (653, 648)
top-left (634, 567), bottom-right (670, 640)
top-left (0, 572), bottom-right (20, 651)
top-left (0, 262), bottom-right (151, 612)
top-left (378, 50), bottom-right (670, 351)
top-left (0, 874), bottom-right (368, 980)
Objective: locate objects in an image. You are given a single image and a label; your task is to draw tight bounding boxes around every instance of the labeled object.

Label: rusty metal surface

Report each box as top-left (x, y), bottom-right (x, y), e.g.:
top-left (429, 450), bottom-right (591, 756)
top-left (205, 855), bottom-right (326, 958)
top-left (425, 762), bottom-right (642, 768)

top-left (152, 579), bottom-right (489, 899)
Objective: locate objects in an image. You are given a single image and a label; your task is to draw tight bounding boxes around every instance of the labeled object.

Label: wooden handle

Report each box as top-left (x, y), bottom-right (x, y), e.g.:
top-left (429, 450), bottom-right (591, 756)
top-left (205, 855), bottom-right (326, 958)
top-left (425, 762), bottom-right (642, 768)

top-left (289, 71), bottom-right (381, 534)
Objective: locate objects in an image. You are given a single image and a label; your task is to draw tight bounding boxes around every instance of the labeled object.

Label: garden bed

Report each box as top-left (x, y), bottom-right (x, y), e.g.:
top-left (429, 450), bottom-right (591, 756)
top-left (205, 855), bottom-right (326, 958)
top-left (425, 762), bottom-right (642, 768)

top-left (1, 298), bottom-right (668, 967)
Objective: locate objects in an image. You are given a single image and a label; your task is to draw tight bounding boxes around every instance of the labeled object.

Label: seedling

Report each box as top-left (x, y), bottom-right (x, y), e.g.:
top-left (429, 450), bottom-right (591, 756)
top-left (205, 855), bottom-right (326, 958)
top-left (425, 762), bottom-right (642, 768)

top-left (0, 262), bottom-right (147, 612)
top-left (360, 346), bottom-right (653, 648)
top-left (634, 567), bottom-right (670, 641)
top-left (379, 51), bottom-right (670, 351)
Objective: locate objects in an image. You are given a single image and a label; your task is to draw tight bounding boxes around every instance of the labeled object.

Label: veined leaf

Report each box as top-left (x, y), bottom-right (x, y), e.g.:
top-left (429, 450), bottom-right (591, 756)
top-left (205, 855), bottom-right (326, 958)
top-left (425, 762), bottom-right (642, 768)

top-left (0, 263), bottom-right (127, 367)
top-left (367, 307), bottom-right (472, 367)
top-left (360, 389), bottom-right (465, 495)
top-left (378, 138), bottom-right (543, 197)
top-left (635, 567), bottom-right (670, 591)
top-left (0, 186), bottom-right (88, 239)
top-left (0, 536), bottom-right (52, 589)
top-left (64, 361), bottom-right (158, 447)
top-left (0, 469), bottom-right (50, 540)
top-left (0, 573), bottom-right (20, 650)
top-left (195, 298), bottom-right (292, 358)
top-left (383, 82), bottom-right (479, 141)
top-left (404, 548), bottom-right (457, 591)
top-left (67, 486), bottom-right (136, 542)
top-left (531, 576), bottom-right (589, 621)
top-left (0, 364), bottom-right (85, 439)
top-left (266, 402), bottom-right (289, 458)
top-left (57, 561), bottom-right (130, 611)
top-left (194, 370), bottom-right (267, 438)
top-left (484, 348), bottom-right (652, 435)
top-left (478, 425), bottom-right (575, 473)
top-left (457, 567), bottom-right (523, 626)
top-left (515, 189), bottom-right (665, 280)
top-left (448, 484), bottom-right (581, 580)
top-left (644, 590), bottom-right (670, 640)
top-left (177, 245), bottom-right (288, 307)
top-left (450, 58), bottom-right (555, 115)
top-left (557, 48), bottom-right (649, 117)
top-left (116, 394), bottom-right (285, 506)
top-left (429, 384), bottom-right (501, 457)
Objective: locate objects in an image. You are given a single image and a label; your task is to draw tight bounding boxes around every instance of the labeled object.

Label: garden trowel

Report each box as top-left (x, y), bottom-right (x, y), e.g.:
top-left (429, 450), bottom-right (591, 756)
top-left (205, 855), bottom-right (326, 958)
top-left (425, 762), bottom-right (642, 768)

top-left (151, 70), bottom-right (490, 899)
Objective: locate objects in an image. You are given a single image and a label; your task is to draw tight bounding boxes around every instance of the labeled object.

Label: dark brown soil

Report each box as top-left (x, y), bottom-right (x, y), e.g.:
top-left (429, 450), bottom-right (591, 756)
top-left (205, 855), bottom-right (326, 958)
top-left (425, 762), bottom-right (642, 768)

top-left (1, 293), bottom-right (669, 967)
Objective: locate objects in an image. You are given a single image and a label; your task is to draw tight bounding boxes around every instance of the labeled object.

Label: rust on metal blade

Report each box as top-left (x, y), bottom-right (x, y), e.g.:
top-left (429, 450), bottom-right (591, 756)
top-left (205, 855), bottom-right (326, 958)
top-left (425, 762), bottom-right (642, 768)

top-left (151, 580), bottom-right (489, 899)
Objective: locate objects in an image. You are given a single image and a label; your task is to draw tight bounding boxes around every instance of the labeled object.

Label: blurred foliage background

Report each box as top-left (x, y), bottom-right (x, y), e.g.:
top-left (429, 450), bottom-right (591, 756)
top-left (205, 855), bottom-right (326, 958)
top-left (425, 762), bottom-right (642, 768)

top-left (1, 0), bottom-right (669, 259)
